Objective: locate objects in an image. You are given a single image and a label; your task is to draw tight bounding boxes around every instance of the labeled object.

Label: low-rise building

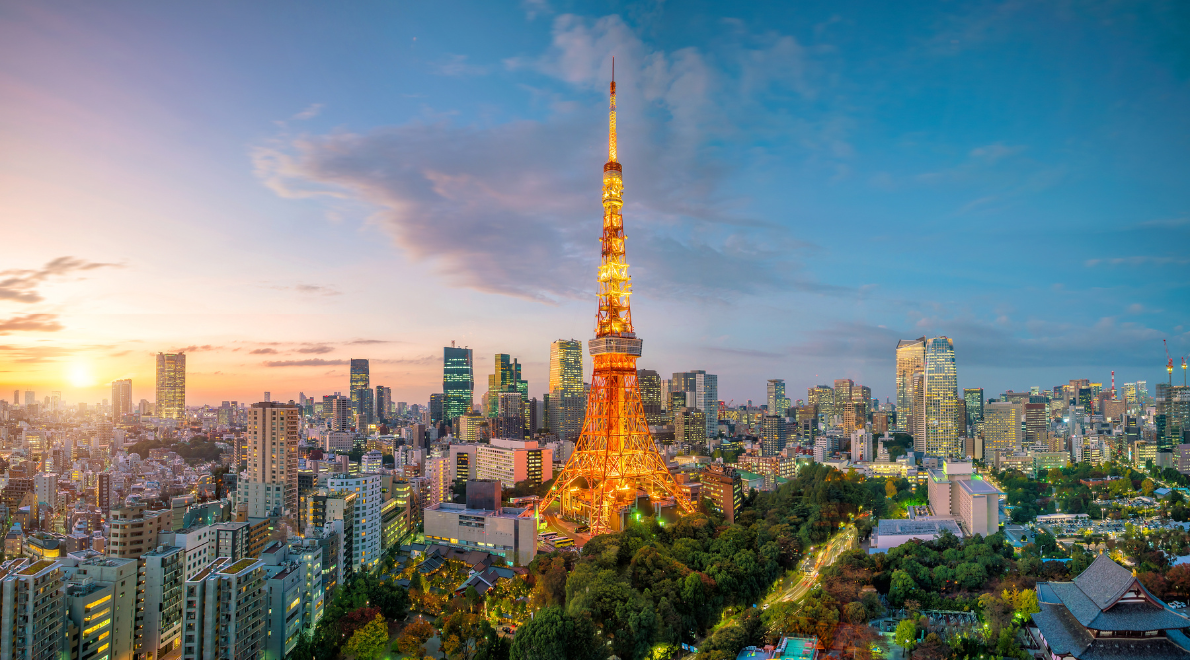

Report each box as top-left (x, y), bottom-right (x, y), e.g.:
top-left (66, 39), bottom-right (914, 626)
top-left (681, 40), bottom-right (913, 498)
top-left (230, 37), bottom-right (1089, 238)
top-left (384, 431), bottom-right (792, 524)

top-left (870, 518), bottom-right (962, 552)
top-left (701, 465), bottom-right (743, 525)
top-left (927, 461), bottom-right (1001, 537)
top-left (182, 557), bottom-right (267, 660)
top-left (423, 481), bottom-right (537, 566)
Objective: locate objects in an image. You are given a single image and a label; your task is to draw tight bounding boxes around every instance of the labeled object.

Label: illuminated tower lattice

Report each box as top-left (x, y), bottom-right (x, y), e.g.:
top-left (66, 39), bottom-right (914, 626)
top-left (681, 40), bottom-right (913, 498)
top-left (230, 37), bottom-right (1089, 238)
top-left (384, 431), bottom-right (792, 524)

top-left (541, 68), bottom-right (696, 534)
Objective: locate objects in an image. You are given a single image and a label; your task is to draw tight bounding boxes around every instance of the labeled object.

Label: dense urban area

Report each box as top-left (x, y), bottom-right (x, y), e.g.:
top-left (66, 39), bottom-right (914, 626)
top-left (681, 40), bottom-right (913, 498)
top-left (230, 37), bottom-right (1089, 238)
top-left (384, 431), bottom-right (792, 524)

top-left (0, 344), bottom-right (1187, 660)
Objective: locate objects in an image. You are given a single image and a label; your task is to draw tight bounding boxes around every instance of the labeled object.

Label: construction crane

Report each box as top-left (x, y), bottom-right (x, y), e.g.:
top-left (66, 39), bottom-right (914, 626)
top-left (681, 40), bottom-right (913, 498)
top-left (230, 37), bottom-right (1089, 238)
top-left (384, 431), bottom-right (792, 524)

top-left (1183, 356), bottom-right (1187, 387)
top-left (1166, 339), bottom-right (1175, 386)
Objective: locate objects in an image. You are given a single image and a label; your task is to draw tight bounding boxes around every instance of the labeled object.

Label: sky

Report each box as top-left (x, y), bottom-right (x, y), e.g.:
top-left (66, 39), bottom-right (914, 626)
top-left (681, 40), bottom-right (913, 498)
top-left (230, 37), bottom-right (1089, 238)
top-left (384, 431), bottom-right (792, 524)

top-left (1, 0), bottom-right (1188, 408)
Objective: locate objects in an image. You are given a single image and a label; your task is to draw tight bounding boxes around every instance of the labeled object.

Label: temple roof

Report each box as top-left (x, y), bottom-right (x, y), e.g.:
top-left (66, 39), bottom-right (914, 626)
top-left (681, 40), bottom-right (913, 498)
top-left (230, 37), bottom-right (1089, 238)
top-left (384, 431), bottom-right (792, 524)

top-left (1075, 554), bottom-right (1146, 610)
top-left (1036, 554), bottom-right (1190, 632)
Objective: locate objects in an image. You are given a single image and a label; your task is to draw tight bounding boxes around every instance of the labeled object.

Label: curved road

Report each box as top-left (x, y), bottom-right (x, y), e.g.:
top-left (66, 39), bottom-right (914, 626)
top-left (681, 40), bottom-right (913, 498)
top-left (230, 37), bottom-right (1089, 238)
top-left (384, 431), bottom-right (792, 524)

top-left (766, 525), bottom-right (856, 605)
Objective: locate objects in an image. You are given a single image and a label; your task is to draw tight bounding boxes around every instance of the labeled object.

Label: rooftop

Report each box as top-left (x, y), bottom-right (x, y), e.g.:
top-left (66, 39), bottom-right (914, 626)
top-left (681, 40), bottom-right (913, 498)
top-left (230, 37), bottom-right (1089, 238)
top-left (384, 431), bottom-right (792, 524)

top-left (957, 478), bottom-right (1001, 495)
top-left (221, 558), bottom-right (259, 575)
top-left (18, 559), bottom-right (57, 576)
top-left (877, 519), bottom-right (961, 536)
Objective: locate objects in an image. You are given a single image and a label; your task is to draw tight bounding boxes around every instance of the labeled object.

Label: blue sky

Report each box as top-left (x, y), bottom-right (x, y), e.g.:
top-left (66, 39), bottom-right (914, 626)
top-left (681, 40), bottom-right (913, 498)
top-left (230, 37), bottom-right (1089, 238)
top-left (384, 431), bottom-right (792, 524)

top-left (0, 0), bottom-right (1187, 405)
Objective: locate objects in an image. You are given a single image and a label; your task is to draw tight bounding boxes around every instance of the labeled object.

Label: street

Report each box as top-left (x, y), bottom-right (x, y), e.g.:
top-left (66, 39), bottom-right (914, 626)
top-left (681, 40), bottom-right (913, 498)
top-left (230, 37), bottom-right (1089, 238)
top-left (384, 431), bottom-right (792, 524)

top-left (766, 525), bottom-right (857, 604)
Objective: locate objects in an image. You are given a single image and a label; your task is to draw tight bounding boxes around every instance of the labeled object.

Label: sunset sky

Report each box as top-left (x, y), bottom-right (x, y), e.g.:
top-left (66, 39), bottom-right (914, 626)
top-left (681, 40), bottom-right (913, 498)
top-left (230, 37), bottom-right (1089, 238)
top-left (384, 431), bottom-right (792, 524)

top-left (1, 1), bottom-right (1188, 407)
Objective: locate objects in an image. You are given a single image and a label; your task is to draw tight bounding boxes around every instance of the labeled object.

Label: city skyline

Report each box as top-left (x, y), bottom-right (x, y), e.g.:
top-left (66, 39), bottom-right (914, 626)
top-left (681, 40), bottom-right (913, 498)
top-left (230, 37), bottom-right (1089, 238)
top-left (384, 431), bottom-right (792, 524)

top-left (2, 2), bottom-right (1188, 405)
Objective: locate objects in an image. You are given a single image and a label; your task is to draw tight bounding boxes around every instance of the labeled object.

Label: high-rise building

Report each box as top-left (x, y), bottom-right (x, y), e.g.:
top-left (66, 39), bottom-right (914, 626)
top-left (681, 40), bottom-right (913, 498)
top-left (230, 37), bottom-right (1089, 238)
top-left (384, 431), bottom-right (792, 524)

top-left (23, 390), bottom-right (35, 407)
top-left (476, 439), bottom-right (553, 487)
top-left (182, 557), bottom-right (267, 660)
top-left (375, 385), bottom-right (392, 421)
top-left (1157, 384), bottom-right (1190, 451)
top-left (672, 371), bottom-right (718, 438)
top-left (767, 379), bottom-right (788, 417)
top-left (895, 337), bottom-right (926, 432)
top-left (326, 394), bottom-right (352, 431)
top-left (155, 352), bottom-right (186, 421)
top-left (637, 369), bottom-right (666, 427)
top-left (984, 402), bottom-right (1023, 457)
top-left (919, 337), bottom-right (961, 457)
top-left (549, 340), bottom-right (586, 441)
top-left (494, 392), bottom-right (527, 440)
top-left (759, 415), bottom-right (787, 456)
top-left (326, 475), bottom-right (382, 574)
top-left (349, 358), bottom-right (371, 425)
top-left (1024, 402), bottom-right (1048, 446)
top-left (808, 385), bottom-right (834, 426)
top-left (429, 393), bottom-right (445, 425)
top-left (0, 557), bottom-right (63, 660)
top-left (443, 345), bottom-right (474, 425)
top-left (963, 388), bottom-right (985, 431)
top-left (111, 378), bottom-right (133, 419)
top-left (241, 402), bottom-right (300, 520)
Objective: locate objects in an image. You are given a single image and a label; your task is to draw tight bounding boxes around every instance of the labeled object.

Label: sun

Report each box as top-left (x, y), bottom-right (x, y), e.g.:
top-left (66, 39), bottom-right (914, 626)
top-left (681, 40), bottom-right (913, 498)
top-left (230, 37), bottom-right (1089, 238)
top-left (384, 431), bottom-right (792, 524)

top-left (68, 362), bottom-right (94, 388)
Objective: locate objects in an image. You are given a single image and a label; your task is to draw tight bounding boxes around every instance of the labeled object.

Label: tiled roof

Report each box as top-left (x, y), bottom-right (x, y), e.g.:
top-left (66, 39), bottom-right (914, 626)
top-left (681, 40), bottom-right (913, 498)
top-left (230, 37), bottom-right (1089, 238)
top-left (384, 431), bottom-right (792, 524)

top-left (1074, 554), bottom-right (1139, 610)
top-left (1079, 639), bottom-right (1190, 660)
top-left (1032, 602), bottom-right (1092, 656)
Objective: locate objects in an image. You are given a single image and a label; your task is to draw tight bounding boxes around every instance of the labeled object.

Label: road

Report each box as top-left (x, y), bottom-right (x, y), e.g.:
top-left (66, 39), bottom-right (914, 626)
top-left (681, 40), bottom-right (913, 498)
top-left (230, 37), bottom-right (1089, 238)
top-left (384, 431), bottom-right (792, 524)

top-left (765, 525), bottom-right (856, 604)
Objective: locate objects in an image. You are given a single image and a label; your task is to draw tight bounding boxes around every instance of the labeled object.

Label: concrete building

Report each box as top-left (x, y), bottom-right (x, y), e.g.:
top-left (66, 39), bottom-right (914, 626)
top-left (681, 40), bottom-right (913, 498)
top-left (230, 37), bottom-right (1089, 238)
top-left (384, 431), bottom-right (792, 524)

top-left (107, 504), bottom-right (173, 559)
top-left (423, 481), bottom-right (538, 566)
top-left (700, 464), bottom-right (743, 525)
top-left (871, 518), bottom-right (962, 551)
top-left (240, 402), bottom-right (300, 521)
top-left (476, 438), bottom-right (552, 487)
top-left (0, 558), bottom-right (63, 660)
top-left (326, 475), bottom-right (381, 574)
top-left (139, 545), bottom-right (185, 660)
top-left (59, 553), bottom-right (138, 660)
top-left (63, 578), bottom-right (115, 660)
top-left (155, 352), bottom-right (186, 421)
top-left (181, 557), bottom-right (267, 660)
top-left (926, 461), bottom-right (1001, 537)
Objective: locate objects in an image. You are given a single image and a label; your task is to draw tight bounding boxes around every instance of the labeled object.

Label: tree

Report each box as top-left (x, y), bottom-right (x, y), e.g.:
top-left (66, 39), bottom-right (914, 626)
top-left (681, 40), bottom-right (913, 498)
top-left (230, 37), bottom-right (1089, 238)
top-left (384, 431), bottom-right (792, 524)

top-left (889, 570), bottom-right (917, 606)
top-left (894, 618), bottom-right (918, 652)
top-left (955, 562), bottom-right (987, 590)
top-left (1047, 468), bottom-right (1064, 483)
top-left (844, 601), bottom-right (868, 624)
top-left (978, 593), bottom-right (1013, 641)
top-left (886, 479), bottom-right (899, 499)
top-left (396, 619), bottom-right (435, 656)
top-left (343, 614), bottom-right (388, 660)
top-left (1142, 479), bottom-right (1156, 497)
top-left (509, 606), bottom-right (602, 660)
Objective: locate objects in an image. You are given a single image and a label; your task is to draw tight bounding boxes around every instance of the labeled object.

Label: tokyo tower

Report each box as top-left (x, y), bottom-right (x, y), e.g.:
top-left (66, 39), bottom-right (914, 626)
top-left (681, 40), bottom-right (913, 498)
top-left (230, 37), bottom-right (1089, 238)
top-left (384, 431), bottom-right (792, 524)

top-left (541, 65), bottom-right (696, 534)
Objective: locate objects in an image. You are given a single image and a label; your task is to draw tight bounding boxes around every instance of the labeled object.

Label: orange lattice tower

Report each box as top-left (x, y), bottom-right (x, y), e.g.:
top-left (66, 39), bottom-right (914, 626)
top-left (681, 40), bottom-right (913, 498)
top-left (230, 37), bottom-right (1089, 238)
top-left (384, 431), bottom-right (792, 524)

top-left (541, 65), bottom-right (696, 534)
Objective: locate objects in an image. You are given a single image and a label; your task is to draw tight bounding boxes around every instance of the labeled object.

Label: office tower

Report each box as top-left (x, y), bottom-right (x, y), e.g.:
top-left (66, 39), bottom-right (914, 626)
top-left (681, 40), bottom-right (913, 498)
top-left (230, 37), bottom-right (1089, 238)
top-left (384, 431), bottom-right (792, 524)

top-left (548, 340), bottom-right (586, 441)
top-left (985, 402), bottom-right (1023, 456)
top-left (181, 557), bottom-right (267, 660)
top-left (493, 391), bottom-right (526, 439)
top-left (543, 76), bottom-right (694, 533)
top-left (486, 354), bottom-right (527, 418)
top-left (1157, 383), bottom-right (1190, 450)
top-left (896, 337), bottom-right (927, 432)
top-left (0, 558), bottom-right (64, 660)
top-left (963, 388), bottom-right (985, 430)
top-left (327, 474), bottom-right (382, 573)
top-left (111, 378), bottom-right (133, 419)
top-left (760, 415), bottom-right (787, 456)
top-left (917, 337), bottom-right (961, 457)
top-left (443, 344), bottom-right (474, 425)
top-left (1024, 402), bottom-right (1048, 445)
top-left (375, 385), bottom-right (392, 420)
top-left (263, 391), bottom-right (271, 402)
top-left (241, 402), bottom-right (300, 519)
top-left (808, 385), bottom-right (834, 426)
top-left (10, 391), bottom-right (15, 405)
top-left (327, 394), bottom-right (352, 431)
top-left (429, 393), bottom-right (445, 425)
top-left (767, 379), bottom-right (788, 417)
top-left (155, 352), bottom-right (186, 420)
top-left (349, 358), bottom-right (371, 424)
top-left (50, 391), bottom-right (60, 412)
top-left (23, 390), bottom-right (35, 407)
top-left (637, 369), bottom-right (666, 426)
top-left (672, 371), bottom-right (719, 438)
top-left (834, 379), bottom-right (853, 411)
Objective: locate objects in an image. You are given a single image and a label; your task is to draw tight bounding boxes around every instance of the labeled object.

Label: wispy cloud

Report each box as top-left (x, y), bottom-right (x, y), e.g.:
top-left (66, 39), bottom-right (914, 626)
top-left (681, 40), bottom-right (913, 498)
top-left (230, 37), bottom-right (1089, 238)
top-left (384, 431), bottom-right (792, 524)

top-left (249, 348), bottom-right (278, 355)
top-left (263, 358), bottom-right (347, 367)
top-left (169, 344), bottom-right (219, 353)
top-left (297, 345), bottom-right (334, 354)
top-left (0, 313), bottom-right (63, 334)
top-left (292, 103), bottom-right (323, 120)
top-left (0, 257), bottom-right (123, 303)
top-left (430, 54), bottom-right (490, 77)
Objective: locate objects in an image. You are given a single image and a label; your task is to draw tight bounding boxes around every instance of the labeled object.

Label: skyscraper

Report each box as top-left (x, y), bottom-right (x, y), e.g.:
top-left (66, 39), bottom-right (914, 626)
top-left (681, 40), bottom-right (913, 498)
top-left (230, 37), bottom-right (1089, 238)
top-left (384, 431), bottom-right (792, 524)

top-left (111, 378), bottom-right (133, 419)
top-left (375, 385), bottom-right (392, 421)
top-left (918, 337), bottom-right (961, 457)
top-left (637, 369), bottom-right (666, 426)
top-left (443, 344), bottom-right (474, 425)
top-left (155, 352), bottom-right (186, 420)
top-left (896, 337), bottom-right (926, 432)
top-left (963, 388), bottom-right (985, 431)
top-left (767, 379), bottom-right (787, 416)
top-left (672, 370), bottom-right (718, 438)
top-left (549, 339), bottom-right (586, 441)
top-left (241, 402), bottom-right (300, 519)
top-left (349, 359), bottom-right (371, 424)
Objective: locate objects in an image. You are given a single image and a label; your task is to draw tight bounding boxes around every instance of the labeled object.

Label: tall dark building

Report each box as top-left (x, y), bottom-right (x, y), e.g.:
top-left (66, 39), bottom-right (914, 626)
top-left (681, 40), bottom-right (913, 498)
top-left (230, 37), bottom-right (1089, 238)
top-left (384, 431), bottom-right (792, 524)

top-left (349, 359), bottom-right (371, 425)
top-left (637, 369), bottom-right (665, 426)
top-left (443, 345), bottom-right (474, 425)
top-left (963, 388), bottom-right (984, 429)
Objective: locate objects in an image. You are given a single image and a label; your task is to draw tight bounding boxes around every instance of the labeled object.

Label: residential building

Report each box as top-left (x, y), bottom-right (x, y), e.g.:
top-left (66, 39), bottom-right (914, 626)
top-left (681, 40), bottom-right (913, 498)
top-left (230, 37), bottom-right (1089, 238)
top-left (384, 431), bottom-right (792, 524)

top-left (112, 378), bottom-right (133, 419)
top-left (155, 352), bottom-right (186, 421)
top-left (240, 402), bottom-right (300, 521)
top-left (181, 557), bottom-right (267, 660)
top-left (638, 369), bottom-right (666, 427)
top-left (0, 558), bottom-right (63, 660)
top-left (32, 474), bottom-right (56, 513)
top-left (326, 475), bottom-right (381, 574)
top-left (60, 553), bottom-right (138, 660)
top-left (759, 415), bottom-right (787, 456)
top-left (139, 545), bottom-right (184, 660)
top-left (107, 504), bottom-right (173, 559)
